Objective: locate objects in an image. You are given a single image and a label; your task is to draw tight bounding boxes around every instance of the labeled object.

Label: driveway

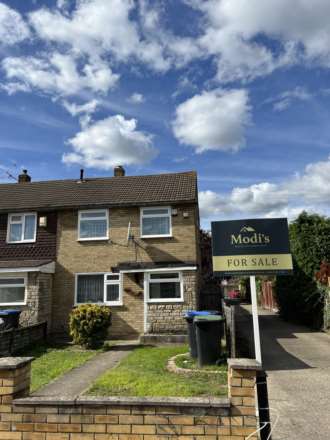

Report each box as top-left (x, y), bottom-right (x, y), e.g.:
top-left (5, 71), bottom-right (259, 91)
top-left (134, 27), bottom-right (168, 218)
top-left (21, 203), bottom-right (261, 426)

top-left (237, 306), bottom-right (330, 440)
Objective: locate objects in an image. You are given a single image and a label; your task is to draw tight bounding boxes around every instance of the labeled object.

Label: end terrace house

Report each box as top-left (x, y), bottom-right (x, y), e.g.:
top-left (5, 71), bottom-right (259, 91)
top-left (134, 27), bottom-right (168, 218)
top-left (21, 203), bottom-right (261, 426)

top-left (0, 167), bottom-right (200, 338)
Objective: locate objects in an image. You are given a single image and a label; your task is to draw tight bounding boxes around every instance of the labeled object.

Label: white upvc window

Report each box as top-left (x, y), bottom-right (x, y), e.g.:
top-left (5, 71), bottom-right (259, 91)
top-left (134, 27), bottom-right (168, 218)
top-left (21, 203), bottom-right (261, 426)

top-left (0, 273), bottom-right (27, 305)
top-left (147, 271), bottom-right (183, 303)
top-left (78, 209), bottom-right (109, 240)
top-left (7, 213), bottom-right (37, 243)
top-left (75, 272), bottom-right (122, 306)
top-left (140, 206), bottom-right (172, 238)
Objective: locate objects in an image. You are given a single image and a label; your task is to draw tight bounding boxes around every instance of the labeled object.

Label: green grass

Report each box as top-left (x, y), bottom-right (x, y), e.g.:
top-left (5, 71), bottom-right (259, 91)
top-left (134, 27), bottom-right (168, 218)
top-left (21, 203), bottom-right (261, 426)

top-left (22, 344), bottom-right (98, 392)
top-left (88, 345), bottom-right (227, 397)
top-left (175, 353), bottom-right (228, 372)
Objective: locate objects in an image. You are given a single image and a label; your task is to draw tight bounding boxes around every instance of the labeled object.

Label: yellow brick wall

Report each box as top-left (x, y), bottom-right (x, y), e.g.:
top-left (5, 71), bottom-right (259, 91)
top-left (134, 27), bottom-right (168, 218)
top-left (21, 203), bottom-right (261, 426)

top-left (0, 358), bottom-right (259, 440)
top-left (51, 204), bottom-right (199, 336)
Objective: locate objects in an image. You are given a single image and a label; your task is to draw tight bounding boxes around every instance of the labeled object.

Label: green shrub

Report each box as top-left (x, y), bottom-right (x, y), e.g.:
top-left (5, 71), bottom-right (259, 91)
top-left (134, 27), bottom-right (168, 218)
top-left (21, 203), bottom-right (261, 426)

top-left (69, 304), bottom-right (112, 348)
top-left (276, 212), bottom-right (330, 329)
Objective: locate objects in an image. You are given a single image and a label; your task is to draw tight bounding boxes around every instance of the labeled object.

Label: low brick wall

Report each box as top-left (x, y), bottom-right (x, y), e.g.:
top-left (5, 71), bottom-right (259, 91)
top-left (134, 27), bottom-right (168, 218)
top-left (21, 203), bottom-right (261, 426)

top-left (0, 322), bottom-right (47, 356)
top-left (0, 357), bottom-right (262, 439)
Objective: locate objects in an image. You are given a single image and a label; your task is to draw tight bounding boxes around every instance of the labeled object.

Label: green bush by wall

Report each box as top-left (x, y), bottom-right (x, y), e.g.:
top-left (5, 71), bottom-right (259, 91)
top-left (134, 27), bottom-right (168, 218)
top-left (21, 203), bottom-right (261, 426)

top-left (276, 212), bottom-right (330, 328)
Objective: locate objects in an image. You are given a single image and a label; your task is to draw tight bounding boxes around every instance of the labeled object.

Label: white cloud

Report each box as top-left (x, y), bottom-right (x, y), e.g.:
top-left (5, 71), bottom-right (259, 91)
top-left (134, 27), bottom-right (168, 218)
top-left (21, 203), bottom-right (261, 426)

top-left (199, 156), bottom-right (330, 220)
top-left (0, 3), bottom-right (30, 45)
top-left (1, 53), bottom-right (119, 96)
top-left (62, 99), bottom-right (99, 117)
top-left (63, 115), bottom-right (158, 169)
top-left (127, 93), bottom-right (145, 104)
top-left (173, 89), bottom-right (251, 153)
top-left (193, 0), bottom-right (330, 83)
top-left (271, 86), bottom-right (313, 111)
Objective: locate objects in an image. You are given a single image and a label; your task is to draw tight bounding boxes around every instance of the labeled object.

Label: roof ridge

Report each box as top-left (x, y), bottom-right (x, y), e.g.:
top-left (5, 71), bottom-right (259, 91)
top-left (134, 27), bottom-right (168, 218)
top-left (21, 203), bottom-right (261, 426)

top-left (0, 170), bottom-right (197, 186)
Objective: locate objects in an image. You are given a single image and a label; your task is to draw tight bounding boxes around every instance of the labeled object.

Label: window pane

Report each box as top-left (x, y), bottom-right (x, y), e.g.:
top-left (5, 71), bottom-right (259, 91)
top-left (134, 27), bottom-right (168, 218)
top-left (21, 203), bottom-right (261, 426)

top-left (9, 223), bottom-right (22, 241)
top-left (106, 274), bottom-right (119, 281)
top-left (24, 215), bottom-right (36, 240)
top-left (0, 286), bottom-right (25, 303)
top-left (142, 217), bottom-right (169, 236)
top-left (77, 275), bottom-right (104, 303)
top-left (0, 278), bottom-right (24, 285)
top-left (143, 208), bottom-right (169, 216)
top-left (11, 215), bottom-right (22, 222)
top-left (106, 284), bottom-right (119, 302)
top-left (149, 282), bottom-right (180, 299)
top-left (80, 219), bottom-right (107, 238)
top-left (81, 211), bottom-right (106, 219)
top-left (150, 273), bottom-right (179, 280)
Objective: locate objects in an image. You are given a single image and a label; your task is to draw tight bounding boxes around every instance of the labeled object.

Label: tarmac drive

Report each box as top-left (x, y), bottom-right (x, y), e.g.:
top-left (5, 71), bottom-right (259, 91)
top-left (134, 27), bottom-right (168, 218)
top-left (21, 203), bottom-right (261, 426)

top-left (239, 306), bottom-right (330, 440)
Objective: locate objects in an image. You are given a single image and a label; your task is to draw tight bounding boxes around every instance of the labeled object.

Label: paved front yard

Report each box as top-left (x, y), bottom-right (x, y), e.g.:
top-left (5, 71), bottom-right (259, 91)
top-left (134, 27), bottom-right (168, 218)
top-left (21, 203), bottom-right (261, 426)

top-left (88, 345), bottom-right (227, 397)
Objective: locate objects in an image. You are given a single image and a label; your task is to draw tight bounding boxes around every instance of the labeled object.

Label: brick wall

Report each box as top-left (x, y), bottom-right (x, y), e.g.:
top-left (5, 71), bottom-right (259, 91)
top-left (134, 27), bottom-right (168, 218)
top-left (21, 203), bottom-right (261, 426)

top-left (0, 322), bottom-right (46, 356)
top-left (52, 204), bottom-right (199, 337)
top-left (0, 357), bottom-right (261, 439)
top-left (147, 271), bottom-right (197, 334)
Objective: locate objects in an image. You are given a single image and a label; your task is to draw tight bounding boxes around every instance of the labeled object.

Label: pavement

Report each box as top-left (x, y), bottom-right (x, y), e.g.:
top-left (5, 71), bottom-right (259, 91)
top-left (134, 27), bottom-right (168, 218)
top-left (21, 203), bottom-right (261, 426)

top-left (32, 342), bottom-right (139, 398)
top-left (237, 305), bottom-right (330, 440)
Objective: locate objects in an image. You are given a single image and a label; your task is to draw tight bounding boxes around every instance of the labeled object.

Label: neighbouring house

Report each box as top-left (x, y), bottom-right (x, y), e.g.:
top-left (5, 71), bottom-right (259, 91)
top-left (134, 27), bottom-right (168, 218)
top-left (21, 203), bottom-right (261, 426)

top-left (0, 167), bottom-right (200, 339)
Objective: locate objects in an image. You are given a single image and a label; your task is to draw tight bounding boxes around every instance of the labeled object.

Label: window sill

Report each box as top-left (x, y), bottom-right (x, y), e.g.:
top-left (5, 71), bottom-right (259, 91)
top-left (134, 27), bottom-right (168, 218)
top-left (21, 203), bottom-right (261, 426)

top-left (0, 303), bottom-right (26, 306)
top-left (140, 234), bottom-right (173, 239)
top-left (6, 240), bottom-right (36, 244)
top-left (74, 302), bottom-right (123, 307)
top-left (147, 298), bottom-right (184, 304)
top-left (77, 237), bottom-right (109, 242)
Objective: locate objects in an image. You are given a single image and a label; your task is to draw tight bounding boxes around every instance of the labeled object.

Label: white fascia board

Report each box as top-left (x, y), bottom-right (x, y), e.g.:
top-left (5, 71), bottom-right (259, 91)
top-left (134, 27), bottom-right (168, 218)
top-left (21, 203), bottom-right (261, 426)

top-left (0, 261), bottom-right (55, 274)
top-left (120, 266), bottom-right (197, 274)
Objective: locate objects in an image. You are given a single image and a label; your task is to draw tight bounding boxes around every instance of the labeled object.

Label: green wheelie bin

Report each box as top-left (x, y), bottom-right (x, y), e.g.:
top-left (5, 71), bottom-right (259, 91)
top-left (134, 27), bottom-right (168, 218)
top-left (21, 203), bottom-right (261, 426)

top-left (194, 315), bottom-right (225, 367)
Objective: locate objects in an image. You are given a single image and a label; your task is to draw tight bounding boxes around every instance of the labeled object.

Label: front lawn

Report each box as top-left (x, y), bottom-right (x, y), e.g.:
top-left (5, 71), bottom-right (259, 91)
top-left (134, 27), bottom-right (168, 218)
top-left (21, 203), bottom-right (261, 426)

top-left (22, 344), bottom-right (98, 392)
top-left (88, 345), bottom-right (227, 397)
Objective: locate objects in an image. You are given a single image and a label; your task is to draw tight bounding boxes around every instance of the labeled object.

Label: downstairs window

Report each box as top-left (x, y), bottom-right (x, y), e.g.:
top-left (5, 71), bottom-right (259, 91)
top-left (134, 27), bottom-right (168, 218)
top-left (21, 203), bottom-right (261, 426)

top-left (147, 272), bottom-right (183, 302)
top-left (0, 275), bottom-right (26, 305)
top-left (75, 273), bottom-right (122, 305)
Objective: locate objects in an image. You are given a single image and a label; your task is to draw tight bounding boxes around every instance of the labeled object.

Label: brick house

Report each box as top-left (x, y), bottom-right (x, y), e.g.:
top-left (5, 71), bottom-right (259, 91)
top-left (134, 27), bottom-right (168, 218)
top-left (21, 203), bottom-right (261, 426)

top-left (0, 168), bottom-right (200, 338)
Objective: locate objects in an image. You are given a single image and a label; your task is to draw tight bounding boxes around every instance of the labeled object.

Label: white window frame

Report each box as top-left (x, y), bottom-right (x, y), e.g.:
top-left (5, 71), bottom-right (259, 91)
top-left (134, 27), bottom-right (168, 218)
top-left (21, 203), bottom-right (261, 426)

top-left (78, 209), bottom-right (109, 241)
top-left (74, 272), bottom-right (122, 306)
top-left (0, 273), bottom-right (27, 306)
top-left (140, 206), bottom-right (172, 238)
top-left (7, 212), bottom-right (37, 243)
top-left (146, 271), bottom-right (183, 303)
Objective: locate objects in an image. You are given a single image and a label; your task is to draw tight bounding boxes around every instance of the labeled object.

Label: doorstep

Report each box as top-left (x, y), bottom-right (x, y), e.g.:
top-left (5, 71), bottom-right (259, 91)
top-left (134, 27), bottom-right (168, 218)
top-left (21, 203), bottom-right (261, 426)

top-left (140, 333), bottom-right (188, 344)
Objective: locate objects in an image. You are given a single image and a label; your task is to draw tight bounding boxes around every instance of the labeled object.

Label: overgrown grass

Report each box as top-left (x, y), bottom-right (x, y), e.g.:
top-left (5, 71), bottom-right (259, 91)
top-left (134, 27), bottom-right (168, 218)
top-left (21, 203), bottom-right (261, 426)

top-left (21, 344), bottom-right (98, 392)
top-left (88, 345), bottom-right (227, 397)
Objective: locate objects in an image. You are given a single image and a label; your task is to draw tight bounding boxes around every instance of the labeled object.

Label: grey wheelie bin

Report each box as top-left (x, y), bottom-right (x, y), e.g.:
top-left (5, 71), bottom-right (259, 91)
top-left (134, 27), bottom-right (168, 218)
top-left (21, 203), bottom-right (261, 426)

top-left (194, 315), bottom-right (225, 367)
top-left (184, 310), bottom-right (219, 358)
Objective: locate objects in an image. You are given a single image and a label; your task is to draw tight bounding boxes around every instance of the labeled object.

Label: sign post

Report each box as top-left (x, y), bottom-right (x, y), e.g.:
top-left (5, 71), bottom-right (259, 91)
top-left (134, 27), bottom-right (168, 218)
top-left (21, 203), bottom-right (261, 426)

top-left (211, 218), bottom-right (292, 364)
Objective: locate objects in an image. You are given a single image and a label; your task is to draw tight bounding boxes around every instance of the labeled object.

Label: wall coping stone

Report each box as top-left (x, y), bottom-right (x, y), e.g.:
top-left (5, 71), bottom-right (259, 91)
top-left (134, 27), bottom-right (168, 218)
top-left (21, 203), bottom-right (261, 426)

top-left (227, 358), bottom-right (262, 370)
top-left (14, 395), bottom-right (230, 408)
top-left (0, 357), bottom-right (34, 370)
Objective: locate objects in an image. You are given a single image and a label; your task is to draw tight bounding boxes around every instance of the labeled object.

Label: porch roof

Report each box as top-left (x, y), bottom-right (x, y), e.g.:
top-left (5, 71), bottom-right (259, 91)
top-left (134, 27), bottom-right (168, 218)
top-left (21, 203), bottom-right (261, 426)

top-left (0, 260), bottom-right (55, 273)
top-left (115, 261), bottom-right (197, 273)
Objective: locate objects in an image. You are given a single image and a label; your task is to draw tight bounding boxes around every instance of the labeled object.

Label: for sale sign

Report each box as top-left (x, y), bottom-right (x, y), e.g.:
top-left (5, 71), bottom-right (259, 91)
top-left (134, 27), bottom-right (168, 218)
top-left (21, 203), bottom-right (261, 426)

top-left (211, 218), bottom-right (293, 276)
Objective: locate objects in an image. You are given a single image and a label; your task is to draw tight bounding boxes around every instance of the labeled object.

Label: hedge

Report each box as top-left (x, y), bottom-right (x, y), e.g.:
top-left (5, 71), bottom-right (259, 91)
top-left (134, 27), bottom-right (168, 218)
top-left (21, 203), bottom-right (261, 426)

top-left (276, 212), bottom-right (330, 328)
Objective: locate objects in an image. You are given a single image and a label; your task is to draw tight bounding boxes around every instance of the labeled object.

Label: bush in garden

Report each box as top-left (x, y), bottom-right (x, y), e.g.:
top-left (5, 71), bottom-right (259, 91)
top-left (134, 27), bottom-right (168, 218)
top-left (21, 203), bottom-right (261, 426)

top-left (69, 304), bottom-right (112, 348)
top-left (276, 212), bottom-right (330, 329)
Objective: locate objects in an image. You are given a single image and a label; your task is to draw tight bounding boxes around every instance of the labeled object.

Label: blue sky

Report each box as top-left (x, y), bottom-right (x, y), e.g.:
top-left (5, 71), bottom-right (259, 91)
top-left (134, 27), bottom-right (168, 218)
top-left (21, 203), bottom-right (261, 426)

top-left (0, 0), bottom-right (330, 228)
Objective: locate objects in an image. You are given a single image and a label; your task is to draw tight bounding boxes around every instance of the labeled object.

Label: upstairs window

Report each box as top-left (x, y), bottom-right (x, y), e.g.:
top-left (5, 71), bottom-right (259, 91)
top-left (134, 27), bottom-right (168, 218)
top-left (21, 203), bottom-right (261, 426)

top-left (0, 275), bottom-right (26, 305)
top-left (140, 207), bottom-right (172, 238)
top-left (75, 273), bottom-right (122, 305)
top-left (7, 213), bottom-right (37, 243)
top-left (147, 272), bottom-right (183, 303)
top-left (78, 210), bottom-right (109, 240)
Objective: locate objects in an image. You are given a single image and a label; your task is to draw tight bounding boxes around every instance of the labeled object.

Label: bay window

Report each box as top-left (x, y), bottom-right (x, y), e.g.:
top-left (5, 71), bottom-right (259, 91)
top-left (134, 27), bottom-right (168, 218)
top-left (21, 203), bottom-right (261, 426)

top-left (7, 213), bottom-right (37, 243)
top-left (140, 207), bottom-right (172, 238)
top-left (147, 272), bottom-right (183, 302)
top-left (0, 275), bottom-right (26, 305)
top-left (75, 273), bottom-right (122, 305)
top-left (78, 210), bottom-right (109, 240)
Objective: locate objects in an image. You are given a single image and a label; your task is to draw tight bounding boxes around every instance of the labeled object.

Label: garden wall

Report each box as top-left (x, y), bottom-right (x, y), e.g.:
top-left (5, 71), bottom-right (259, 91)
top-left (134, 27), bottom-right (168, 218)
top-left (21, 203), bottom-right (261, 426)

top-left (0, 321), bottom-right (47, 356)
top-left (0, 357), bottom-right (261, 439)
